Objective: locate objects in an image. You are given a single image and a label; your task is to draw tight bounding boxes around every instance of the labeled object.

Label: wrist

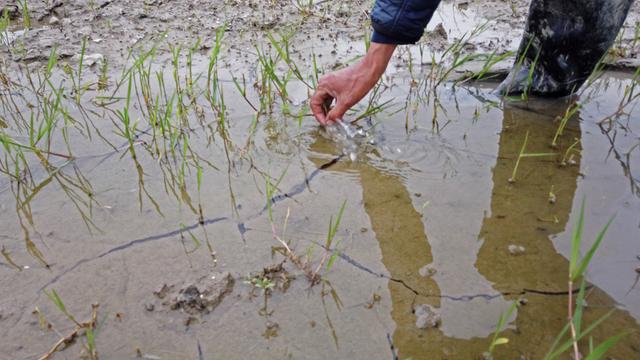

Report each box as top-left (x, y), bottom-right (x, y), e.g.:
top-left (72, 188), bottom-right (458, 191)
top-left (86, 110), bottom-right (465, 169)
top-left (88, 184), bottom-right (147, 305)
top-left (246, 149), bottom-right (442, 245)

top-left (361, 43), bottom-right (396, 77)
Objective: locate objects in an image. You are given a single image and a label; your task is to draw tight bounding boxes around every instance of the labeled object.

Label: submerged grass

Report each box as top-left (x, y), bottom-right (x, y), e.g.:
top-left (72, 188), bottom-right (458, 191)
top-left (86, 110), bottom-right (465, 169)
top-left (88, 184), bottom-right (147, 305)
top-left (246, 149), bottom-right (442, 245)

top-left (487, 300), bottom-right (519, 356)
top-left (552, 101), bottom-right (581, 148)
top-left (40, 289), bottom-right (100, 360)
top-left (508, 130), bottom-right (557, 183)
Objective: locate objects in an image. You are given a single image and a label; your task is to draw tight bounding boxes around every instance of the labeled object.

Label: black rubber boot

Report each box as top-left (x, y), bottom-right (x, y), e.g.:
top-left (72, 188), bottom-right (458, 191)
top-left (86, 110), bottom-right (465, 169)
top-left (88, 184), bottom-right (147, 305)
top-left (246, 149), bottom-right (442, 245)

top-left (497, 0), bottom-right (635, 96)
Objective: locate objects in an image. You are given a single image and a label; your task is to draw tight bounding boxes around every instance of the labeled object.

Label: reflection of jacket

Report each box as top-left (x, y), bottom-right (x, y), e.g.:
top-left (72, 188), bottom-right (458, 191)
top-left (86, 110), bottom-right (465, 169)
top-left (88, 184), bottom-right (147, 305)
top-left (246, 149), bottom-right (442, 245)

top-left (371, 0), bottom-right (442, 44)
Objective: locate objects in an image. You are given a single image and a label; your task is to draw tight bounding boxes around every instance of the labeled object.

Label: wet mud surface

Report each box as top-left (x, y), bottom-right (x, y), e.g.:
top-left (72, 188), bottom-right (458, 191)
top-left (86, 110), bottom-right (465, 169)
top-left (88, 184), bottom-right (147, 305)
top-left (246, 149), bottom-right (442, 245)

top-left (2, 0), bottom-right (640, 68)
top-left (1, 1), bottom-right (640, 359)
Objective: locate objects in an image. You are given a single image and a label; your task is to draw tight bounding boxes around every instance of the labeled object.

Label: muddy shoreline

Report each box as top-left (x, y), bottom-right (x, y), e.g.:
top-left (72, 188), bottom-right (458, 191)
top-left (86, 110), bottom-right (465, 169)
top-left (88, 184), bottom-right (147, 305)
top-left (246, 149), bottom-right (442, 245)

top-left (2, 0), bottom-right (639, 70)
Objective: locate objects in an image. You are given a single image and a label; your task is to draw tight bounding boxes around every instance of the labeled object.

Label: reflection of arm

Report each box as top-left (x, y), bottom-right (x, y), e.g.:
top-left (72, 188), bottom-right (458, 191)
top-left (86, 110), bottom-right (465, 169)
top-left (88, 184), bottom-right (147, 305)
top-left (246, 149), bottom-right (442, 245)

top-left (359, 166), bottom-right (437, 296)
top-left (371, 0), bottom-right (443, 44)
top-left (306, 135), bottom-right (436, 294)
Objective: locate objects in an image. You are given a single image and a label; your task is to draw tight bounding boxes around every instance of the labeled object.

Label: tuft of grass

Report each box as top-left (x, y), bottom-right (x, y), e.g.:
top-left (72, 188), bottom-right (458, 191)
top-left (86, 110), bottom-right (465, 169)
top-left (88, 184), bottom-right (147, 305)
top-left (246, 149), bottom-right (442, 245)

top-left (267, 197), bottom-right (347, 287)
top-left (266, 30), bottom-right (313, 90)
top-left (463, 50), bottom-right (515, 82)
top-left (501, 36), bottom-right (535, 97)
top-left (292, 0), bottom-right (315, 16)
top-left (318, 200), bottom-right (346, 274)
top-left (45, 289), bottom-right (80, 326)
top-left (552, 101), bottom-right (581, 148)
top-left (244, 276), bottom-right (275, 293)
top-left (19, 0), bottom-right (30, 28)
top-left (544, 200), bottom-right (625, 360)
top-left (433, 21), bottom-right (490, 89)
top-left (41, 290), bottom-right (99, 360)
top-left (98, 57), bottom-right (109, 91)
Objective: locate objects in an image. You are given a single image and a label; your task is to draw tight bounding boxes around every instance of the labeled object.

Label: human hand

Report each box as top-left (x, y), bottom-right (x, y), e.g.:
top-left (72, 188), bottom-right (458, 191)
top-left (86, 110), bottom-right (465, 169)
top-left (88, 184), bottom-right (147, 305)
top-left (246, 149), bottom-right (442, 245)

top-left (310, 43), bottom-right (396, 125)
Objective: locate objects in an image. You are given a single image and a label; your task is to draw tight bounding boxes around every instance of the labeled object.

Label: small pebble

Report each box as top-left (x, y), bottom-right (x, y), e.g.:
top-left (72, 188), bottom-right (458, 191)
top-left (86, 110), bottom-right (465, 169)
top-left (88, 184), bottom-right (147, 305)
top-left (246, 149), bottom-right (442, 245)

top-left (418, 265), bottom-right (437, 277)
top-left (508, 244), bottom-right (526, 255)
top-left (519, 298), bottom-right (528, 306)
top-left (414, 304), bottom-right (441, 329)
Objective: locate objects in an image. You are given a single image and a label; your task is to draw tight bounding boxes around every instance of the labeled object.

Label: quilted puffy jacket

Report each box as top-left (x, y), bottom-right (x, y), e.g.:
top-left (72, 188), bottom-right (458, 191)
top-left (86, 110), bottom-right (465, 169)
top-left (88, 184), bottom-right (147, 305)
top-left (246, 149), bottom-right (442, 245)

top-left (371, 0), bottom-right (443, 44)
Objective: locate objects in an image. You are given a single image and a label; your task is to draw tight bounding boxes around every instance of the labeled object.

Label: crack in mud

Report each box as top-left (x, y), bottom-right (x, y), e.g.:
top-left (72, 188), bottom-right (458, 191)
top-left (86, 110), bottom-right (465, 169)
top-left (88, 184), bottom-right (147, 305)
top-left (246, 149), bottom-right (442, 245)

top-left (235, 155), bottom-right (343, 241)
top-left (39, 216), bottom-right (228, 292)
top-left (387, 332), bottom-right (398, 360)
top-left (332, 247), bottom-right (592, 301)
top-left (244, 155), bottom-right (344, 222)
top-left (39, 156), bottom-right (343, 292)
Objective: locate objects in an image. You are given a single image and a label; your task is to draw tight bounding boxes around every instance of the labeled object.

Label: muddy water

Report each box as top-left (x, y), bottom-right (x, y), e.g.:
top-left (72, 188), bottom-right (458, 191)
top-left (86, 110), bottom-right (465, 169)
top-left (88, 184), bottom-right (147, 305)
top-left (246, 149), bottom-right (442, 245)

top-left (1, 1), bottom-right (640, 358)
top-left (1, 57), bottom-right (639, 360)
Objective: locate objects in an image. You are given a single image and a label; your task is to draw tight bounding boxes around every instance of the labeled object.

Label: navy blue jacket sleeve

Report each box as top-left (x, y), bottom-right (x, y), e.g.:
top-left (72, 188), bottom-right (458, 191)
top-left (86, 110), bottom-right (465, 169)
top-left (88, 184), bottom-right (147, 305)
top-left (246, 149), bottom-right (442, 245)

top-left (371, 0), bottom-right (442, 45)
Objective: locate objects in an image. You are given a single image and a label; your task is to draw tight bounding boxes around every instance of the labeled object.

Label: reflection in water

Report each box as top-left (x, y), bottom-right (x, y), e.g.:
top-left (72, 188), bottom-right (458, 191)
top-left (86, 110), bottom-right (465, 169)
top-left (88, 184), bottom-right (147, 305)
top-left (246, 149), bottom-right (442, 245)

top-left (308, 98), bottom-right (640, 359)
top-left (474, 100), bottom-right (640, 359)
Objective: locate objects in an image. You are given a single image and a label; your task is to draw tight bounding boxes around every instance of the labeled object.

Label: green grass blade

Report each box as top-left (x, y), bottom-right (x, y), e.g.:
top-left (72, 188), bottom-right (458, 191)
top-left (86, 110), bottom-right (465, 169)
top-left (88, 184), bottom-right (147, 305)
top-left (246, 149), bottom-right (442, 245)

top-left (570, 199), bottom-right (586, 280)
top-left (573, 216), bottom-right (615, 282)
top-left (489, 301), bottom-right (518, 352)
top-left (573, 278), bottom-right (588, 335)
top-left (326, 200), bottom-right (346, 248)
top-left (520, 152), bottom-right (558, 158)
top-left (547, 310), bottom-right (615, 359)
top-left (544, 322), bottom-right (571, 360)
top-left (584, 332), bottom-right (628, 360)
top-left (326, 250), bottom-right (340, 272)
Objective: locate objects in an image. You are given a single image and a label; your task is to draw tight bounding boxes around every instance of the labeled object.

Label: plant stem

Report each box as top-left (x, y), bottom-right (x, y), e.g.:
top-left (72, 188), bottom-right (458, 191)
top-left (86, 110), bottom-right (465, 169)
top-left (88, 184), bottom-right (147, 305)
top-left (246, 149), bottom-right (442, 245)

top-left (568, 279), bottom-right (581, 359)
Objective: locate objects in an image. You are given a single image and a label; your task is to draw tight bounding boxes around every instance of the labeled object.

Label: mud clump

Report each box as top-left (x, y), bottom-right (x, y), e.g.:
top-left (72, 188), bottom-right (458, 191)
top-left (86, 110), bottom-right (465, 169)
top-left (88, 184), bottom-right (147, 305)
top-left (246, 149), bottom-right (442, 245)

top-left (262, 320), bottom-right (279, 339)
top-left (153, 272), bottom-right (234, 316)
top-left (248, 262), bottom-right (295, 293)
top-left (414, 304), bottom-right (441, 329)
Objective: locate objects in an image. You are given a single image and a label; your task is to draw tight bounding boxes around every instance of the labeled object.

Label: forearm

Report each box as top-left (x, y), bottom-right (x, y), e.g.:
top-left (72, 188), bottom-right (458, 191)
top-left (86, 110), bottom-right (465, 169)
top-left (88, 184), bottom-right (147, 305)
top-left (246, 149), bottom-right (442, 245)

top-left (309, 43), bottom-right (396, 124)
top-left (359, 43), bottom-right (396, 84)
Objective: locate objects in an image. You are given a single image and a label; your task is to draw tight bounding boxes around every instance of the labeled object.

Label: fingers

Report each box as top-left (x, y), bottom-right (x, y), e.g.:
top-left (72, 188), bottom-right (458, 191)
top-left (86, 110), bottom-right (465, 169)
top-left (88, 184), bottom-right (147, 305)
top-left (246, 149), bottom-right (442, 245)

top-left (326, 100), bottom-right (350, 123)
top-left (310, 88), bottom-right (332, 125)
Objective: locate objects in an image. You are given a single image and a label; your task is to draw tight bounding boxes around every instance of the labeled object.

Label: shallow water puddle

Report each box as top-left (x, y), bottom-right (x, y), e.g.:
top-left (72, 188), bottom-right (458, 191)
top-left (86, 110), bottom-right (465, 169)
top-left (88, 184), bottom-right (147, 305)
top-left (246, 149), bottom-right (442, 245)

top-left (0, 14), bottom-right (639, 358)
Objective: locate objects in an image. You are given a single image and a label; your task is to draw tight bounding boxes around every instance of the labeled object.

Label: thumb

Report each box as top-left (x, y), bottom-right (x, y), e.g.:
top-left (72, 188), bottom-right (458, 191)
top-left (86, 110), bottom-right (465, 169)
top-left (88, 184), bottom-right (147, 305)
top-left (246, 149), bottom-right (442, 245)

top-left (326, 100), bottom-right (350, 123)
